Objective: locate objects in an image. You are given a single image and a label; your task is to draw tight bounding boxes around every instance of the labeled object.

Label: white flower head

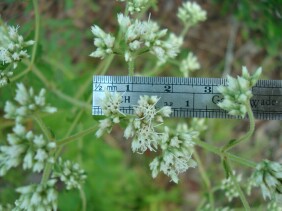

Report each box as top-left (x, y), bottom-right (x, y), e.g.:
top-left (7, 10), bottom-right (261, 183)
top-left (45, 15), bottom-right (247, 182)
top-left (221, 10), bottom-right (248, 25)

top-left (180, 52), bottom-right (200, 77)
top-left (117, 0), bottom-right (151, 14)
top-left (220, 171), bottom-right (242, 201)
top-left (177, 1), bottom-right (207, 27)
top-left (90, 25), bottom-right (115, 59)
top-left (0, 23), bottom-right (34, 72)
top-left (53, 158), bottom-right (87, 190)
top-left (149, 124), bottom-right (197, 183)
top-left (96, 91), bottom-right (124, 138)
top-left (15, 179), bottom-right (58, 211)
top-left (0, 124), bottom-right (56, 175)
top-left (217, 66), bottom-right (262, 117)
top-left (4, 83), bottom-right (57, 123)
top-left (248, 160), bottom-right (282, 200)
top-left (123, 95), bottom-right (172, 153)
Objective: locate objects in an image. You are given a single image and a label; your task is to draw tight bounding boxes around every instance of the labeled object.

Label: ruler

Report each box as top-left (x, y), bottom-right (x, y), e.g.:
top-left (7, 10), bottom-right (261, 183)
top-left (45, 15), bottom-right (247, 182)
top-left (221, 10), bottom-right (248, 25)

top-left (92, 75), bottom-right (282, 120)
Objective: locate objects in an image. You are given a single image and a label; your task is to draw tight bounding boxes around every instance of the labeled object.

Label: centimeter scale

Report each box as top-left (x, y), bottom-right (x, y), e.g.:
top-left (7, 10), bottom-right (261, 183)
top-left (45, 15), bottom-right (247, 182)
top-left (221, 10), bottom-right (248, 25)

top-left (92, 75), bottom-right (282, 120)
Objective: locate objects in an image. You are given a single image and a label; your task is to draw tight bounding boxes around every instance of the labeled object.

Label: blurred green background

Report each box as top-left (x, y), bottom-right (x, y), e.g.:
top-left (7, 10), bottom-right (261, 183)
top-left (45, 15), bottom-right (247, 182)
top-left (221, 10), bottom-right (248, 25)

top-left (0, 0), bottom-right (281, 210)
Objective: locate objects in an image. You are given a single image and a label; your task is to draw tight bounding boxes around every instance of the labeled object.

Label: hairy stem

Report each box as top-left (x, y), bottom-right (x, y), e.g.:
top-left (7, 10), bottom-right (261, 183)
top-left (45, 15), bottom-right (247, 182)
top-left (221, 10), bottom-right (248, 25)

top-left (193, 138), bottom-right (256, 168)
top-left (23, 60), bottom-right (90, 109)
top-left (57, 124), bottom-right (98, 147)
top-left (222, 102), bottom-right (255, 152)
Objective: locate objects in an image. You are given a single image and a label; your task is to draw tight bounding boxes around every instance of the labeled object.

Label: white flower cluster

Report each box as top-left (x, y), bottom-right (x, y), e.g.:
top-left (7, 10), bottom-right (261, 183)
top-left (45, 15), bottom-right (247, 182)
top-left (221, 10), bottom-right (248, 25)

top-left (149, 124), bottom-right (198, 183)
top-left (53, 158), bottom-right (87, 190)
top-left (217, 66), bottom-right (262, 117)
top-left (0, 24), bottom-right (34, 87)
top-left (220, 172), bottom-right (242, 201)
top-left (90, 25), bottom-right (115, 59)
top-left (97, 93), bottom-right (200, 183)
top-left (117, 14), bottom-right (182, 64)
top-left (0, 70), bottom-right (13, 87)
top-left (0, 123), bottom-right (56, 176)
top-left (248, 160), bottom-right (282, 202)
top-left (180, 52), bottom-right (200, 77)
top-left (124, 95), bottom-right (171, 153)
top-left (190, 118), bottom-right (207, 134)
top-left (117, 0), bottom-right (150, 14)
top-left (96, 91), bottom-right (123, 137)
top-left (14, 179), bottom-right (58, 211)
top-left (177, 1), bottom-right (207, 27)
top-left (4, 83), bottom-right (57, 123)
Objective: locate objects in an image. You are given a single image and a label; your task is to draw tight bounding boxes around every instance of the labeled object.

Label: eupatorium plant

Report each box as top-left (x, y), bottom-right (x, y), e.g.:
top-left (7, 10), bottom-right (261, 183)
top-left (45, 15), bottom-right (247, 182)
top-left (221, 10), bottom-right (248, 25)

top-left (0, 0), bottom-right (281, 210)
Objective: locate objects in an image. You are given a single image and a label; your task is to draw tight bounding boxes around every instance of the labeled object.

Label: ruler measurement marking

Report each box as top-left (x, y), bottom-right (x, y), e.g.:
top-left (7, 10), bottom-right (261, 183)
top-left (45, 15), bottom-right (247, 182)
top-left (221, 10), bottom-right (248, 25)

top-left (93, 76), bottom-right (282, 120)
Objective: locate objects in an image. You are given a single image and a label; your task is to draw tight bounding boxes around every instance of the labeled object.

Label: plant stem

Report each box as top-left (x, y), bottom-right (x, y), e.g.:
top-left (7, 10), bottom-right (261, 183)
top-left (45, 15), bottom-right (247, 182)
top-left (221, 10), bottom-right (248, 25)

top-left (23, 60), bottom-right (90, 109)
top-left (10, 0), bottom-right (40, 82)
top-left (79, 187), bottom-right (87, 211)
top-left (224, 158), bottom-right (251, 210)
top-left (193, 150), bottom-right (214, 211)
top-left (31, 0), bottom-right (40, 66)
top-left (222, 102), bottom-right (255, 152)
top-left (193, 138), bottom-right (256, 168)
top-left (57, 124), bottom-right (98, 147)
top-left (180, 24), bottom-right (190, 38)
top-left (32, 114), bottom-right (52, 141)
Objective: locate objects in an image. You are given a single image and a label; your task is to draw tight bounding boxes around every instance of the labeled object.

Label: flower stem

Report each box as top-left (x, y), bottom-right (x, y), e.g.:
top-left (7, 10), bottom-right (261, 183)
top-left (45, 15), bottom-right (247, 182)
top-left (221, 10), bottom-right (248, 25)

top-left (10, 0), bottom-right (40, 82)
top-left (32, 114), bottom-right (52, 141)
top-left (57, 124), bottom-right (98, 147)
top-left (79, 186), bottom-right (87, 211)
top-left (193, 138), bottom-right (256, 168)
top-left (224, 157), bottom-right (251, 210)
top-left (23, 60), bottom-right (90, 109)
top-left (180, 24), bottom-right (190, 38)
top-left (222, 102), bottom-right (255, 152)
top-left (193, 151), bottom-right (214, 211)
top-left (31, 0), bottom-right (40, 66)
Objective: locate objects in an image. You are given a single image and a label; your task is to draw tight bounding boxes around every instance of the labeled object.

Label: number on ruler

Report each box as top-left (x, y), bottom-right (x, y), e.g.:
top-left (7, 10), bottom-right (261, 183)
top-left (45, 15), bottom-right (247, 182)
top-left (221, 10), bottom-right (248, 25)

top-left (94, 83), bottom-right (102, 91)
top-left (164, 85), bottom-right (172, 92)
top-left (126, 85), bottom-right (130, 91)
top-left (204, 86), bottom-right (212, 93)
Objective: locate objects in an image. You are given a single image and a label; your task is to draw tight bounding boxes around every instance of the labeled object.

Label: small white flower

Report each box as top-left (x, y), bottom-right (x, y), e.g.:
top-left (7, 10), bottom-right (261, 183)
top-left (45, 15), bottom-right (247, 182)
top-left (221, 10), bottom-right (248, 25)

top-left (0, 24), bottom-right (34, 73)
top-left (180, 52), bottom-right (200, 77)
top-left (149, 124), bottom-right (197, 183)
top-left (15, 179), bottom-right (58, 211)
top-left (177, 1), bottom-right (207, 26)
top-left (217, 66), bottom-right (262, 117)
top-left (248, 160), bottom-right (282, 200)
top-left (117, 13), bottom-right (131, 30)
top-left (220, 171), bottom-right (242, 201)
top-left (126, 0), bottom-right (150, 14)
top-left (90, 25), bottom-right (115, 59)
top-left (52, 158), bottom-right (87, 190)
top-left (4, 83), bottom-right (57, 123)
top-left (0, 124), bottom-right (56, 175)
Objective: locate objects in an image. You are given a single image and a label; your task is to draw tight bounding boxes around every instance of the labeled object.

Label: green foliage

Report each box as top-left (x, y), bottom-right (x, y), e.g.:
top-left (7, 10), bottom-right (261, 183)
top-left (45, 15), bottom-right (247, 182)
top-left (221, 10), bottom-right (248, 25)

top-left (214, 0), bottom-right (282, 56)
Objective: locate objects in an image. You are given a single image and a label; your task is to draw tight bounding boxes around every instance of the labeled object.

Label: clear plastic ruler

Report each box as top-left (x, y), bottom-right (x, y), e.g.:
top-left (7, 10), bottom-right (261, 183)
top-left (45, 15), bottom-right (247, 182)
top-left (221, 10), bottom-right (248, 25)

top-left (92, 75), bottom-right (282, 120)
